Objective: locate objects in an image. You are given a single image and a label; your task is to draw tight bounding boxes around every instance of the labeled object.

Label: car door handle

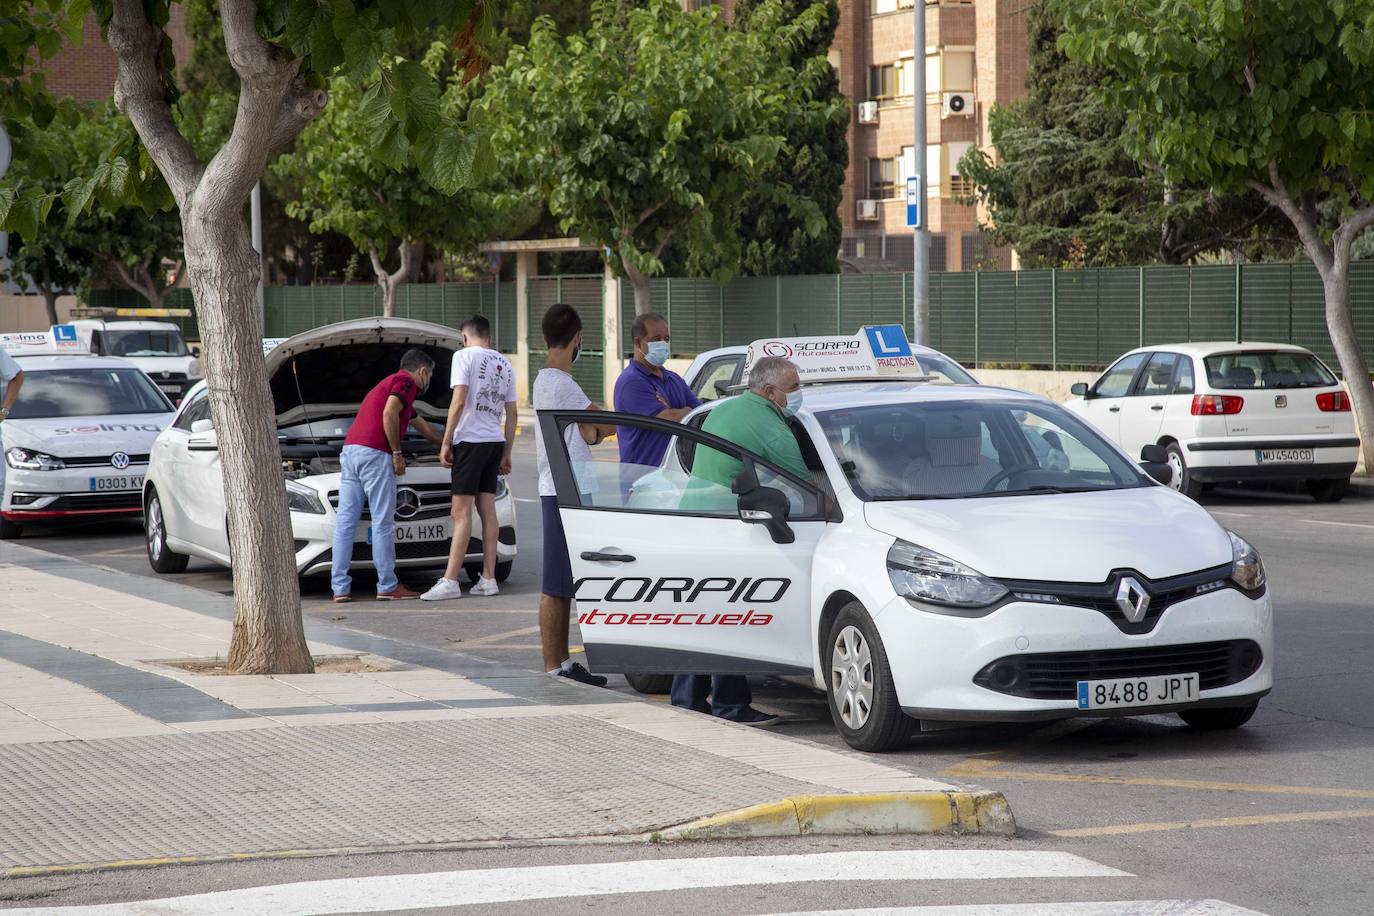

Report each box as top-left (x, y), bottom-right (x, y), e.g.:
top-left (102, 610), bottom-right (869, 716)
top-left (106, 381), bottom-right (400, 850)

top-left (1150, 404), bottom-right (1164, 411)
top-left (1108, 406), bottom-right (1120, 413)
top-left (581, 550), bottom-right (636, 563)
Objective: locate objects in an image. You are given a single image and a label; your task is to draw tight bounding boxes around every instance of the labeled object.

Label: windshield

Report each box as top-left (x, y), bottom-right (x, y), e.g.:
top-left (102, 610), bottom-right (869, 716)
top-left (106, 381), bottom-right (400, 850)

top-left (1203, 351), bottom-right (1336, 389)
top-left (910, 352), bottom-right (978, 385)
top-left (8, 368), bottom-right (173, 419)
top-left (102, 329), bottom-right (188, 358)
top-left (817, 399), bottom-right (1149, 500)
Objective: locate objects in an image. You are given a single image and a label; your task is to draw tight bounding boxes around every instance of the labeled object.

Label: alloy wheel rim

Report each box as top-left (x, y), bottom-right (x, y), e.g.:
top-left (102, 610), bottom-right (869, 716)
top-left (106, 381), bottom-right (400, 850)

top-left (1167, 451), bottom-right (1185, 491)
top-left (831, 625), bottom-right (874, 730)
top-left (147, 499), bottom-right (163, 561)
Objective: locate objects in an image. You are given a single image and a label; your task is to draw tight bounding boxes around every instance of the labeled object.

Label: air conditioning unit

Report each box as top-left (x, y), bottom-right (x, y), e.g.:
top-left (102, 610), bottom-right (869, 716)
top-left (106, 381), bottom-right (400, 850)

top-left (857, 199), bottom-right (881, 221)
top-left (942, 92), bottom-right (974, 118)
top-left (858, 101), bottom-right (879, 124)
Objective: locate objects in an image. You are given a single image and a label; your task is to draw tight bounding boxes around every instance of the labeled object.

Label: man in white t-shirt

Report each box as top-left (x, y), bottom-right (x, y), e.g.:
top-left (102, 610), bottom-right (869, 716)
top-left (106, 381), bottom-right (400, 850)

top-left (533, 304), bottom-right (616, 686)
top-left (422, 315), bottom-right (517, 601)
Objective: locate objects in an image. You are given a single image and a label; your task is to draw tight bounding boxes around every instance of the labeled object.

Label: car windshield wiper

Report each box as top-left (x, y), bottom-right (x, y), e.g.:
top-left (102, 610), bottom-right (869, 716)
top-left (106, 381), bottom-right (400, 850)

top-left (969, 485), bottom-right (1115, 498)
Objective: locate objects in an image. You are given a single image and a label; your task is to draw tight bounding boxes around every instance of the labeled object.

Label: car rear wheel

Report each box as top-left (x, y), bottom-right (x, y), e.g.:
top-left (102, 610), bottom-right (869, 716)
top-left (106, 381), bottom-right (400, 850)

top-left (464, 560), bottom-right (513, 584)
top-left (625, 673), bottom-right (674, 694)
top-left (1306, 478), bottom-right (1349, 503)
top-left (145, 488), bottom-right (190, 574)
top-left (1165, 442), bottom-right (1204, 500)
top-left (826, 602), bottom-right (910, 752)
top-left (1179, 701), bottom-right (1259, 730)
top-left (0, 516), bottom-right (21, 539)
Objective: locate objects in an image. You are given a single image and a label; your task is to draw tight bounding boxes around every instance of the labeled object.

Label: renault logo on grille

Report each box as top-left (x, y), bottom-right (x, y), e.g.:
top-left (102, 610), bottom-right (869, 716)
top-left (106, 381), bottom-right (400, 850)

top-left (395, 487), bottom-right (421, 520)
top-left (110, 452), bottom-right (131, 470)
top-left (1115, 576), bottom-right (1151, 623)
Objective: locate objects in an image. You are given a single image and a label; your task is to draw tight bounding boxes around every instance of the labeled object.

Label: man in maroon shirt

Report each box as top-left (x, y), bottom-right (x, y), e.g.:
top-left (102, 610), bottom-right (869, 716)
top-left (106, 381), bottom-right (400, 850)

top-left (332, 349), bottom-right (443, 601)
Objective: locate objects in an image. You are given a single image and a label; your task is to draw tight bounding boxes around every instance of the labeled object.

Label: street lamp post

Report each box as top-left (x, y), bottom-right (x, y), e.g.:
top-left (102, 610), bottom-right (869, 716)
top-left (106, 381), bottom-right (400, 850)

top-left (911, 0), bottom-right (930, 344)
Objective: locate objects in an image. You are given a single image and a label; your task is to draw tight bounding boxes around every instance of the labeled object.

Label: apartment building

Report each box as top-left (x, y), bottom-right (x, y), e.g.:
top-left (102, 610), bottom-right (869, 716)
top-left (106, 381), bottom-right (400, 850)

top-left (38, 8), bottom-right (191, 103)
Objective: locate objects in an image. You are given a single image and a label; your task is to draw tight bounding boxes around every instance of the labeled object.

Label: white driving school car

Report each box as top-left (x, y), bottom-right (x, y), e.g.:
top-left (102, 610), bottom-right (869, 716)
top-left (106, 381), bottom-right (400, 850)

top-left (2, 331), bottom-right (175, 539)
top-left (142, 318), bottom-right (516, 580)
top-left (1065, 342), bottom-right (1359, 502)
top-left (541, 328), bottom-right (1273, 751)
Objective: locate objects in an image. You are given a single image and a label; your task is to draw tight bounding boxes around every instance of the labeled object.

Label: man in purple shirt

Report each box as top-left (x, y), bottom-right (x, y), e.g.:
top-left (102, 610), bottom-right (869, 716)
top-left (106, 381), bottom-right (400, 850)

top-left (613, 312), bottom-right (701, 475)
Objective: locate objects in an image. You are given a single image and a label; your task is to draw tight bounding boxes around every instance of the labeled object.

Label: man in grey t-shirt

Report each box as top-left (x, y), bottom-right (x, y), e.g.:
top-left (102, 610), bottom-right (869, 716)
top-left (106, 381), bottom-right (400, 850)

top-left (534, 304), bottom-right (616, 687)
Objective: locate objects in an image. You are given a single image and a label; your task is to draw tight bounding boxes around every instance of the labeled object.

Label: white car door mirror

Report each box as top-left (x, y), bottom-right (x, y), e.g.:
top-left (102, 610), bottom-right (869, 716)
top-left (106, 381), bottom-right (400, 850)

top-left (1070, 382), bottom-right (1092, 398)
top-left (188, 419), bottom-right (218, 452)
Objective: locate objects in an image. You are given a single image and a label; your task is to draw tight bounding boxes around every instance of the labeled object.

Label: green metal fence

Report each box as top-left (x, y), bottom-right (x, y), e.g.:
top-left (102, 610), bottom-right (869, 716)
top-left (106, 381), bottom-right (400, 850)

top-left (92, 260), bottom-right (1374, 378)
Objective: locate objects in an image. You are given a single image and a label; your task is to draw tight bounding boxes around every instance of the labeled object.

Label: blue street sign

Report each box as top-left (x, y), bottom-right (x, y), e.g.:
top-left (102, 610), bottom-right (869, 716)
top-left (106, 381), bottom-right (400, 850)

top-left (905, 176), bottom-right (921, 228)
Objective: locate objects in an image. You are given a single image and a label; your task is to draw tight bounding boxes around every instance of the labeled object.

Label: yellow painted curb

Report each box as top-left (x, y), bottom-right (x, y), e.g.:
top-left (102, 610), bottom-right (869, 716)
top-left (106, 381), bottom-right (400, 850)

top-left (656, 790), bottom-right (1015, 841)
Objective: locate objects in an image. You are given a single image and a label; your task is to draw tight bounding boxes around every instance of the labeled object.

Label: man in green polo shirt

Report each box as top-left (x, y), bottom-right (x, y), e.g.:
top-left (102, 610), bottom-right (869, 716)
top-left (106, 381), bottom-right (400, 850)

top-left (672, 355), bottom-right (807, 727)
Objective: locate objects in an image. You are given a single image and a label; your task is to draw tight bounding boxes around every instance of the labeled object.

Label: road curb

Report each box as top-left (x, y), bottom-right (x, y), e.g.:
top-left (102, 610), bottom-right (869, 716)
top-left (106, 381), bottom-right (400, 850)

top-left (654, 791), bottom-right (1016, 841)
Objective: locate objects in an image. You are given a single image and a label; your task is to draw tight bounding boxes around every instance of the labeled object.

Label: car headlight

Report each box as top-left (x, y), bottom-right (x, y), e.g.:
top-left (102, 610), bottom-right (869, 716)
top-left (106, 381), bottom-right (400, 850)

top-left (5, 447), bottom-right (66, 471)
top-left (285, 480), bottom-right (326, 515)
top-left (887, 540), bottom-right (1008, 611)
top-left (1227, 530), bottom-right (1266, 594)
top-left (187, 360), bottom-right (203, 379)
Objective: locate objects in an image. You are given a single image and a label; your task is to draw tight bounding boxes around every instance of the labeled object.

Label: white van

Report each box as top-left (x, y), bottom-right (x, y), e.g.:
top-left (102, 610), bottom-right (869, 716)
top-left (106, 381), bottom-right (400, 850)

top-left (70, 319), bottom-right (202, 402)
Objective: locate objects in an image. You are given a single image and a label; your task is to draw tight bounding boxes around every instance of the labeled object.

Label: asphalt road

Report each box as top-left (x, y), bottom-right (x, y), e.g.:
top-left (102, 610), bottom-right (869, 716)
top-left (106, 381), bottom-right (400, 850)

top-left (6, 428), bottom-right (1373, 914)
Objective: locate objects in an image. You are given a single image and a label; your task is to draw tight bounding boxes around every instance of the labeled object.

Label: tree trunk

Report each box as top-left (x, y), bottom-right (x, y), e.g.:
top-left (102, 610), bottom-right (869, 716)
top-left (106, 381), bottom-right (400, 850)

top-left (184, 208), bottom-right (314, 675)
top-left (621, 256), bottom-right (653, 316)
top-left (370, 240), bottom-right (420, 319)
top-left (112, 260), bottom-right (168, 309)
top-left (1319, 269), bottom-right (1374, 474)
top-left (38, 285), bottom-right (59, 326)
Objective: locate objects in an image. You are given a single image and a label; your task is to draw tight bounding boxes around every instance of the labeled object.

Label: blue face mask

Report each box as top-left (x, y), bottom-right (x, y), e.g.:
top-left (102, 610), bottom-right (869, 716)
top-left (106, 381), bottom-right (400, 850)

top-left (783, 389), bottom-right (804, 417)
top-left (645, 341), bottom-right (670, 367)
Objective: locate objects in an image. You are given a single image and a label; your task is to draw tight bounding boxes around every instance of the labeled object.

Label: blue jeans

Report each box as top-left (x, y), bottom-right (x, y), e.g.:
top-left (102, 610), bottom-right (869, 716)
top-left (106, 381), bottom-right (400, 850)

top-left (331, 445), bottom-right (397, 596)
top-left (671, 675), bottom-right (753, 721)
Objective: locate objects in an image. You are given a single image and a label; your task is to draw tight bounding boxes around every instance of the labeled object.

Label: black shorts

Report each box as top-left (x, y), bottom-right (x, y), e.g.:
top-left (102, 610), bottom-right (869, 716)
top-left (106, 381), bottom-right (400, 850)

top-left (450, 441), bottom-right (504, 495)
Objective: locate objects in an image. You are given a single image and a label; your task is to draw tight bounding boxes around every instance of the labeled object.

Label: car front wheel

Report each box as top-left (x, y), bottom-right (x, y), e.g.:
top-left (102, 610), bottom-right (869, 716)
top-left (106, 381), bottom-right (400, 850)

top-left (0, 516), bottom-right (21, 539)
top-left (464, 560), bottom-right (513, 584)
top-left (1165, 442), bottom-right (1204, 500)
top-left (1179, 701), bottom-right (1259, 730)
top-left (624, 673), bottom-right (674, 694)
top-left (145, 488), bottom-right (190, 574)
top-left (826, 602), bottom-right (910, 752)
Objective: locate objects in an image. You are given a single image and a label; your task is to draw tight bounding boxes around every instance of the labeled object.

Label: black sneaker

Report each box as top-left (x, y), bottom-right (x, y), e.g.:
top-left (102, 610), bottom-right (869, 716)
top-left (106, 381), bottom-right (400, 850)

top-left (557, 662), bottom-right (608, 688)
top-left (727, 707), bottom-right (781, 727)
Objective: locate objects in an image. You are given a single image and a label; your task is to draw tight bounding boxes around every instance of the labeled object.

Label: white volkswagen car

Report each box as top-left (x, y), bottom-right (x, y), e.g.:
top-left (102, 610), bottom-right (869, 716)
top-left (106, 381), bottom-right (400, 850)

top-left (1, 350), bottom-right (174, 539)
top-left (542, 370), bottom-right (1272, 751)
top-left (142, 318), bottom-right (517, 582)
top-left (1065, 342), bottom-right (1359, 501)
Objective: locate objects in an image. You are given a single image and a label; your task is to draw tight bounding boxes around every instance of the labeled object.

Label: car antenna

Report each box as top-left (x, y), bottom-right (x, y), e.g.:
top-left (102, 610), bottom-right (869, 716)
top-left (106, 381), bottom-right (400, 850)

top-left (290, 356), bottom-right (324, 463)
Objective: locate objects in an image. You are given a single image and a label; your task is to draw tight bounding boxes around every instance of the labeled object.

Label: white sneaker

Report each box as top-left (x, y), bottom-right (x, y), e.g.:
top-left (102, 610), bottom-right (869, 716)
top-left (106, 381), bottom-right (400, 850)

top-left (420, 577), bottom-right (463, 601)
top-left (470, 576), bottom-right (500, 597)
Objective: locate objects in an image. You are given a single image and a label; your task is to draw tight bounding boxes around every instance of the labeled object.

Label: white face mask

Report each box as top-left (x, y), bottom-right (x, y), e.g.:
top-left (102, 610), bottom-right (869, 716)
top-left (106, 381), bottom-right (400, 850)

top-left (782, 389), bottom-right (803, 417)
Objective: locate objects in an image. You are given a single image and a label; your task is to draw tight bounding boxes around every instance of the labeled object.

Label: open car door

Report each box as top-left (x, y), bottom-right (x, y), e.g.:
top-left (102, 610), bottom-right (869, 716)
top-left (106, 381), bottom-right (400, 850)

top-left (538, 411), bottom-right (830, 676)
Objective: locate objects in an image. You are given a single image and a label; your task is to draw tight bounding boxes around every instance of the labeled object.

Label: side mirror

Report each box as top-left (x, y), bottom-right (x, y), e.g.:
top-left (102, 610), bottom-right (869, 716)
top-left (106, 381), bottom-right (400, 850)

top-left (1139, 444), bottom-right (1172, 485)
top-left (713, 380), bottom-right (730, 398)
top-left (1070, 382), bottom-right (1091, 398)
top-left (738, 485), bottom-right (795, 544)
top-left (190, 346), bottom-right (202, 358)
top-left (188, 418), bottom-right (218, 451)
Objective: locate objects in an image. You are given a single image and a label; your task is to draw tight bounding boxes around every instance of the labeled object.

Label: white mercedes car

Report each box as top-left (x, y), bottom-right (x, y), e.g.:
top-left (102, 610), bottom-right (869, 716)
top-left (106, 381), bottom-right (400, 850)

top-left (142, 318), bottom-right (517, 581)
top-left (541, 342), bottom-right (1272, 752)
top-left (1065, 342), bottom-right (1359, 501)
top-left (1, 351), bottom-right (174, 539)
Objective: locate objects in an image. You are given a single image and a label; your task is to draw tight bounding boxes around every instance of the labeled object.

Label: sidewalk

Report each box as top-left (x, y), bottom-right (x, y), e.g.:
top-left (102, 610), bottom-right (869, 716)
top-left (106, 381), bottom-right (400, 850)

top-left (0, 542), bottom-right (1007, 876)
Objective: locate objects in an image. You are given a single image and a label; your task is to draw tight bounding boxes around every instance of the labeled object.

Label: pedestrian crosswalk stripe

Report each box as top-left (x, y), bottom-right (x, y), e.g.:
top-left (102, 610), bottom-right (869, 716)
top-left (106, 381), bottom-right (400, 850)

top-left (770, 901), bottom-right (1266, 916)
top-left (9, 850), bottom-right (1128, 916)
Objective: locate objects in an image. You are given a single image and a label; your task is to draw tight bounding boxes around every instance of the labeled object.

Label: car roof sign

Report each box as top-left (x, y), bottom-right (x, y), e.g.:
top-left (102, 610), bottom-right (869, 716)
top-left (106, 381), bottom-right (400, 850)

top-left (0, 325), bottom-right (87, 355)
top-left (743, 324), bottom-right (924, 384)
top-left (262, 338), bottom-right (290, 357)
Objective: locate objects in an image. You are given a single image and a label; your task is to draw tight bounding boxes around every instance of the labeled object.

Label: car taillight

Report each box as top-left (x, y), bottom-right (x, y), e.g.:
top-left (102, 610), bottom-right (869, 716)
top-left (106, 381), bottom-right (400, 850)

top-left (1191, 394), bottom-right (1244, 415)
top-left (1316, 391), bottom-right (1351, 412)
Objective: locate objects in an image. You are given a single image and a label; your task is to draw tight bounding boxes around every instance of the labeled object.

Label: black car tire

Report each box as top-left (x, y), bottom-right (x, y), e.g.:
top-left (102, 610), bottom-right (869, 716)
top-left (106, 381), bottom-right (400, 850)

top-left (145, 487), bottom-right (190, 574)
top-left (1307, 478), bottom-right (1349, 503)
top-left (464, 560), bottom-right (513, 584)
top-left (0, 516), bottom-right (21, 539)
top-left (625, 673), bottom-right (674, 694)
top-left (826, 601), bottom-right (910, 752)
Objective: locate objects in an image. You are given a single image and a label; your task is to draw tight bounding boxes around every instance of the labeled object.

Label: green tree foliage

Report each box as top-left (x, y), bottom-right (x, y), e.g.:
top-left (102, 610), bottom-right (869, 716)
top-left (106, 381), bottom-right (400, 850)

top-left (1059, 0), bottom-right (1374, 472)
top-left (959, 0), bottom-right (1294, 268)
top-left (272, 46), bottom-right (528, 315)
top-left (724, 0), bottom-right (847, 277)
top-left (477, 0), bottom-right (828, 313)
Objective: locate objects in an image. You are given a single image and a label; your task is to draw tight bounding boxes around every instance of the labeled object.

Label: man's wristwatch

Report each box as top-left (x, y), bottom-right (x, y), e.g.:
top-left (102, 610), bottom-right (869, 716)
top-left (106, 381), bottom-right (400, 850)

top-left (0, 406), bottom-right (9, 418)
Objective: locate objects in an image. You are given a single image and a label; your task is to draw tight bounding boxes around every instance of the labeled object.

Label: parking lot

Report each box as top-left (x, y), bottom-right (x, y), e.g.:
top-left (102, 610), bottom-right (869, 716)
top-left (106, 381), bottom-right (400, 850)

top-left (10, 427), bottom-right (1374, 912)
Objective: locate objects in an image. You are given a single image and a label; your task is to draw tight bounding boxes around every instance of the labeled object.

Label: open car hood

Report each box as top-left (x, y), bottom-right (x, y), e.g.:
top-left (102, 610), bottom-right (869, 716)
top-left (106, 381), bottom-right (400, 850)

top-left (266, 318), bottom-right (461, 421)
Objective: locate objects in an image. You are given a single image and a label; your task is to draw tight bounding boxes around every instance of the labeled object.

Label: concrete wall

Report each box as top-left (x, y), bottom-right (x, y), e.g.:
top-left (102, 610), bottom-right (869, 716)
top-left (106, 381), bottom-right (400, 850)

top-left (973, 367), bottom-right (1099, 403)
top-left (0, 295), bottom-right (80, 334)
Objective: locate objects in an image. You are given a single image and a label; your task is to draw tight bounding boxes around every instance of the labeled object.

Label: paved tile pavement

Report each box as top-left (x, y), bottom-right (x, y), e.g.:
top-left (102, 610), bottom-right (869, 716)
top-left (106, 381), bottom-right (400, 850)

top-left (0, 541), bottom-right (960, 871)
